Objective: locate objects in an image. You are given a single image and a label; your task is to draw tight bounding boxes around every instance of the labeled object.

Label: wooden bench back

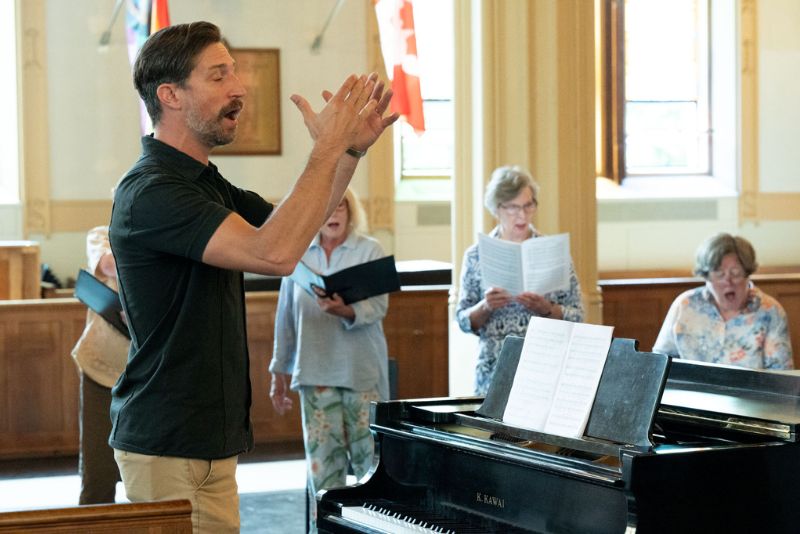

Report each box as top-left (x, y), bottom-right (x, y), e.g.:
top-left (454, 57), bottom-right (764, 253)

top-left (0, 499), bottom-right (192, 533)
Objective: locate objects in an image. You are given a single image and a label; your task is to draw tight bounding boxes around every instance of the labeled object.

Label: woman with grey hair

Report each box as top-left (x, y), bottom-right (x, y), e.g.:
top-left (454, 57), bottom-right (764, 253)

top-left (653, 232), bottom-right (793, 369)
top-left (456, 165), bottom-right (585, 395)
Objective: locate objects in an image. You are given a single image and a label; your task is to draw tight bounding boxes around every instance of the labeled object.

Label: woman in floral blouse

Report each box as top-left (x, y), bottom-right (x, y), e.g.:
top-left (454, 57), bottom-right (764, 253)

top-left (456, 165), bottom-right (585, 395)
top-left (653, 233), bottom-right (793, 369)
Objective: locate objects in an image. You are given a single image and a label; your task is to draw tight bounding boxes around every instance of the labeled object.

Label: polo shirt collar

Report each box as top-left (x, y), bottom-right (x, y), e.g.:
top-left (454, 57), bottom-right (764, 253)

top-left (140, 135), bottom-right (215, 181)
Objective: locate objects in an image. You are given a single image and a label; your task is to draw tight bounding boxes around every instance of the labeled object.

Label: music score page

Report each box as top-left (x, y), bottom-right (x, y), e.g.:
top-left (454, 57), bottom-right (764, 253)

top-left (478, 233), bottom-right (571, 295)
top-left (503, 317), bottom-right (614, 438)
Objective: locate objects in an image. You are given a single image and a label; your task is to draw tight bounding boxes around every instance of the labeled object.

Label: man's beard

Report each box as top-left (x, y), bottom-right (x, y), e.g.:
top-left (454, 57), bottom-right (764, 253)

top-left (186, 100), bottom-right (242, 148)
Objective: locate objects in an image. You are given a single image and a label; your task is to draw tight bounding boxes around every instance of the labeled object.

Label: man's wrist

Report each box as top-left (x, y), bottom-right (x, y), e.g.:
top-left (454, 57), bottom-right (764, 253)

top-left (346, 146), bottom-right (367, 158)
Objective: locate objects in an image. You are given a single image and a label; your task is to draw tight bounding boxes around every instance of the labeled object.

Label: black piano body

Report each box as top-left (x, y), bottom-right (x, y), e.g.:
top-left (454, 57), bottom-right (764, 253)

top-left (317, 337), bottom-right (800, 533)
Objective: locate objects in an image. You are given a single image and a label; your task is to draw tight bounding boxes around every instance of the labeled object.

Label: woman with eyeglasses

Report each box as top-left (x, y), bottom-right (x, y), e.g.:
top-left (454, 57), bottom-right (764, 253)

top-left (653, 232), bottom-right (793, 369)
top-left (455, 165), bottom-right (585, 395)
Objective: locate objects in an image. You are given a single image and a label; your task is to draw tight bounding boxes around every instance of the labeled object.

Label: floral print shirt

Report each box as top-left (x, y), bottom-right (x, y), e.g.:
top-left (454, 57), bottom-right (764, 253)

top-left (653, 285), bottom-right (793, 370)
top-left (456, 226), bottom-right (585, 395)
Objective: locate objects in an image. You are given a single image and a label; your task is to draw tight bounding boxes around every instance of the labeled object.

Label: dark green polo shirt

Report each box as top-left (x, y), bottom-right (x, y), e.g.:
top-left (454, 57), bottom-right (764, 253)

top-left (109, 136), bottom-right (273, 459)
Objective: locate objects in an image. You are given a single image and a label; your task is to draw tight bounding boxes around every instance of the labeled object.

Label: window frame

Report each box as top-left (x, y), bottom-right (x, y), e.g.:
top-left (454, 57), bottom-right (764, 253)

top-left (598, 0), bottom-right (713, 183)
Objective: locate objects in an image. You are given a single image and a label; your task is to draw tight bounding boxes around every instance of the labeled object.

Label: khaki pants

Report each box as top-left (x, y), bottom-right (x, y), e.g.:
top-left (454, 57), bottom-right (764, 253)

top-left (114, 449), bottom-right (239, 533)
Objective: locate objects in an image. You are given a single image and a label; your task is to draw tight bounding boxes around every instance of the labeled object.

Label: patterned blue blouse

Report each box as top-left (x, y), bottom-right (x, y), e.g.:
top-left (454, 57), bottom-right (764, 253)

top-left (653, 285), bottom-right (793, 370)
top-left (456, 226), bottom-right (585, 395)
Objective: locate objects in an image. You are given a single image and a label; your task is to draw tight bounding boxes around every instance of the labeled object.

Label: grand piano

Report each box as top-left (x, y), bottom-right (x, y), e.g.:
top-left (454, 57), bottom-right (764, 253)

top-left (317, 336), bottom-right (800, 533)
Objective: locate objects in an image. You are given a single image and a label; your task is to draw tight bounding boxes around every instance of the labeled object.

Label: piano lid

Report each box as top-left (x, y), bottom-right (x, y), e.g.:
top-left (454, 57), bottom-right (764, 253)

top-left (470, 334), bottom-right (800, 451)
top-left (659, 359), bottom-right (800, 441)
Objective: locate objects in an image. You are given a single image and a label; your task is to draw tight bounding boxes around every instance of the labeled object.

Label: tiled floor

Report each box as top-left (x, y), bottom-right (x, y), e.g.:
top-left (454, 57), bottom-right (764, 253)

top-left (0, 455), bottom-right (307, 512)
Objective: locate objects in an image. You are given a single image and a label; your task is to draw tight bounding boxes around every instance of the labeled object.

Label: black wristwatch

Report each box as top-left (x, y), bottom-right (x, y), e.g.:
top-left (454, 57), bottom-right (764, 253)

top-left (346, 147), bottom-right (367, 158)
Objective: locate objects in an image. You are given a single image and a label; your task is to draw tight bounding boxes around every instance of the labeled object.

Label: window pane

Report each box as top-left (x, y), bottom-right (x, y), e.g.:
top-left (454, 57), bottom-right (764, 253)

top-left (626, 101), bottom-right (708, 171)
top-left (398, 0), bottom-right (454, 181)
top-left (624, 0), bottom-right (709, 175)
top-left (625, 0), bottom-right (701, 101)
top-left (413, 0), bottom-right (453, 100)
top-left (400, 100), bottom-right (454, 176)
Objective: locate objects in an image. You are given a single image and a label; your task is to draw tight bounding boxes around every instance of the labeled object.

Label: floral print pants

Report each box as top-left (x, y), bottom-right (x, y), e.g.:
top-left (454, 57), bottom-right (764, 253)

top-left (299, 385), bottom-right (379, 528)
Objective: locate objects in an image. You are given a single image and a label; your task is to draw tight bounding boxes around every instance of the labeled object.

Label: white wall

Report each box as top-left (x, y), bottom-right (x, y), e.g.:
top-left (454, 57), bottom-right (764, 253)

top-left (758, 0), bottom-right (800, 193)
top-left (19, 0), bottom-right (800, 280)
top-left (393, 201), bottom-right (451, 262)
top-left (28, 0), bottom-right (372, 281)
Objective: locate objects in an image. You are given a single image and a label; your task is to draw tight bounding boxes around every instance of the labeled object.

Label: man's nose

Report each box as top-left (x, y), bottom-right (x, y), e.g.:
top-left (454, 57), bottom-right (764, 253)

top-left (231, 74), bottom-right (246, 98)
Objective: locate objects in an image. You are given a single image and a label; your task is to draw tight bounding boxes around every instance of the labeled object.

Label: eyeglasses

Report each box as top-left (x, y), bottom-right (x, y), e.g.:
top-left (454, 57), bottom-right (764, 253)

top-left (708, 268), bottom-right (746, 282)
top-left (499, 202), bottom-right (536, 216)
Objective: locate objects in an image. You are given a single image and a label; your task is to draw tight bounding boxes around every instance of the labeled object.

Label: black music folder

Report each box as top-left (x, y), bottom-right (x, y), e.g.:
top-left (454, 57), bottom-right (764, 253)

top-left (289, 255), bottom-right (401, 305)
top-left (74, 269), bottom-right (131, 339)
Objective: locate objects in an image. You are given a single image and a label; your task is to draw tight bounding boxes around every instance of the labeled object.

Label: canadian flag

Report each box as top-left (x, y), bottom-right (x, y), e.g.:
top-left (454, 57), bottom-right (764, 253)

top-left (374, 0), bottom-right (425, 134)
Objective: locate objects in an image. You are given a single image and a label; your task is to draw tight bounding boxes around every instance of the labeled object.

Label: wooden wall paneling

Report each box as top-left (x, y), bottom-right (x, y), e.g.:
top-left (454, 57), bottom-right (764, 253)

top-left (0, 299), bottom-right (82, 458)
top-left (600, 274), bottom-right (800, 369)
top-left (245, 292), bottom-right (303, 446)
top-left (0, 288), bottom-right (451, 459)
top-left (384, 289), bottom-right (450, 399)
top-left (0, 320), bottom-right (7, 435)
top-left (601, 280), bottom-right (695, 352)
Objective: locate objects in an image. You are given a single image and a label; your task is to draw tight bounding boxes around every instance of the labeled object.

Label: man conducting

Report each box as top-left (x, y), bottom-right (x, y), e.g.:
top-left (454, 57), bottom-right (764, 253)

top-left (108, 21), bottom-right (398, 533)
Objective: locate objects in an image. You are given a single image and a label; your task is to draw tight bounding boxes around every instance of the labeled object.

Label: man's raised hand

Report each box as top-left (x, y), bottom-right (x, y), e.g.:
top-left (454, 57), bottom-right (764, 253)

top-left (290, 74), bottom-right (377, 155)
top-left (306, 72), bottom-right (400, 156)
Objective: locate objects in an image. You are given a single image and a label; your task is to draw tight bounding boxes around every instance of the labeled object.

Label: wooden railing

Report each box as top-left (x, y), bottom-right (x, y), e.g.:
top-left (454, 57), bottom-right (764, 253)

top-left (0, 289), bottom-right (449, 459)
top-left (0, 500), bottom-right (192, 533)
top-left (600, 271), bottom-right (800, 368)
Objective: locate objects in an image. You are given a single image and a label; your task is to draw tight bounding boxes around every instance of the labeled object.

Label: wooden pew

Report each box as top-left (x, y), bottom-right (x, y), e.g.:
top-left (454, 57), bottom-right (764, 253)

top-left (0, 500), bottom-right (192, 533)
top-left (0, 288), bottom-right (449, 460)
top-left (600, 269), bottom-right (800, 368)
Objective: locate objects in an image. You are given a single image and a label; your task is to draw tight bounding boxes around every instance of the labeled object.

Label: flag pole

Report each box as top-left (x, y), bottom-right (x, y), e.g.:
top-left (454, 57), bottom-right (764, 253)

top-left (99, 0), bottom-right (126, 47)
top-left (311, 0), bottom-right (347, 53)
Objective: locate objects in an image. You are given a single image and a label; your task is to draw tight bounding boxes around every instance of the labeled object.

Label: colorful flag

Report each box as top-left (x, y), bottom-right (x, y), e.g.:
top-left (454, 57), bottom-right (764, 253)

top-left (125, 0), bottom-right (171, 133)
top-left (374, 0), bottom-right (425, 134)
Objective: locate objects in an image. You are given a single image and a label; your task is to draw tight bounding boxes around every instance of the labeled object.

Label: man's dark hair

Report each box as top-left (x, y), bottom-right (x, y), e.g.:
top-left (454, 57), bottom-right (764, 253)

top-left (133, 21), bottom-right (222, 126)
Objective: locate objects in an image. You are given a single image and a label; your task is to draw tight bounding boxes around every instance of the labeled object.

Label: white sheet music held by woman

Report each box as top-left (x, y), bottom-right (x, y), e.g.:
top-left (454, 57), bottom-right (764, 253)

top-left (478, 232), bottom-right (571, 295)
top-left (503, 317), bottom-right (614, 438)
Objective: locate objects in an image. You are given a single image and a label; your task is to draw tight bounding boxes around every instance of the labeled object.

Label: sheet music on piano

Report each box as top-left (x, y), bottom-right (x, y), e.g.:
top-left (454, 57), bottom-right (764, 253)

top-left (503, 317), bottom-right (614, 438)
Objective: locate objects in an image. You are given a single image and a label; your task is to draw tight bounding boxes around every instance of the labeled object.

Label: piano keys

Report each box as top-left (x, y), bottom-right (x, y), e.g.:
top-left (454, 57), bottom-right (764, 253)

top-left (317, 336), bottom-right (800, 533)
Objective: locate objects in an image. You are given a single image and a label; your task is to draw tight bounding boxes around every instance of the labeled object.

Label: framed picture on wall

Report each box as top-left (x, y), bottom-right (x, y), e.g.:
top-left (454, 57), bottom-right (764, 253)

top-left (213, 48), bottom-right (281, 155)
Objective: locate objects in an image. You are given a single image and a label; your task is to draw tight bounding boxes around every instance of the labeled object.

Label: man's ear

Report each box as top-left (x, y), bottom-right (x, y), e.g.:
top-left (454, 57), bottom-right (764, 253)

top-left (156, 83), bottom-right (182, 111)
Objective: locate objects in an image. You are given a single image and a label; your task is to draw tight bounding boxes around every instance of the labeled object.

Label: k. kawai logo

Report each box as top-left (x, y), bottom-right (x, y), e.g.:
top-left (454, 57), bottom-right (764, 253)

top-left (476, 491), bottom-right (505, 509)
